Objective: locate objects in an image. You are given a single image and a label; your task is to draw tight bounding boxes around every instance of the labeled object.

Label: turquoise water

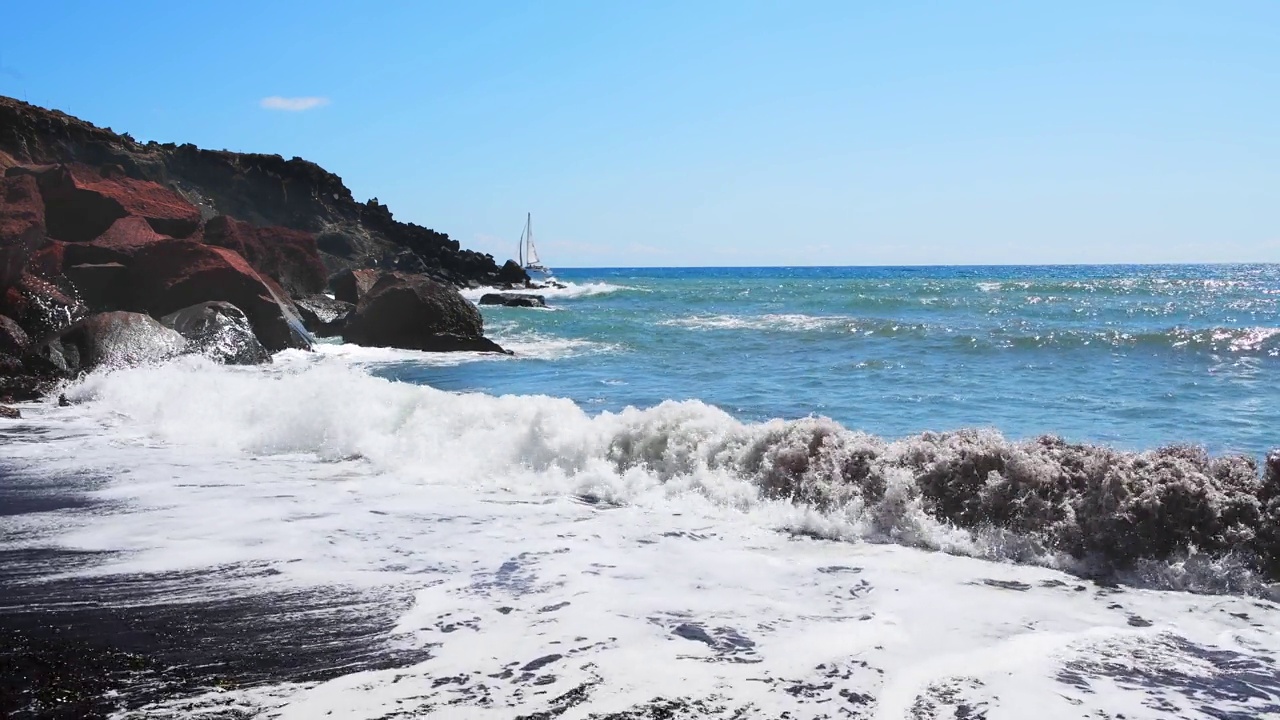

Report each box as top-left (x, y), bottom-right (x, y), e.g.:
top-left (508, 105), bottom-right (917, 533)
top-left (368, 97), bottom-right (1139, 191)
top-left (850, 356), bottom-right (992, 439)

top-left (394, 264), bottom-right (1279, 456)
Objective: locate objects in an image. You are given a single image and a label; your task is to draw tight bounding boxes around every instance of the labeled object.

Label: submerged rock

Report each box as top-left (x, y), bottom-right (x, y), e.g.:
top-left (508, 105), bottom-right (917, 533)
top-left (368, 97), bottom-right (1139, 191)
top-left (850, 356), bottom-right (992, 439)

top-left (160, 301), bottom-right (270, 365)
top-left (479, 292), bottom-right (546, 308)
top-left (343, 272), bottom-right (507, 353)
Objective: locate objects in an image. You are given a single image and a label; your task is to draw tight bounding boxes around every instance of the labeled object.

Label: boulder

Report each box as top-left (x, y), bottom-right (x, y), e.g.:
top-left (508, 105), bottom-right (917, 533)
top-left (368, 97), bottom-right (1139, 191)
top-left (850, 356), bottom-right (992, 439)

top-left (0, 314), bottom-right (29, 357)
top-left (127, 240), bottom-right (311, 353)
top-left (495, 259), bottom-right (529, 286)
top-left (0, 405), bottom-right (18, 419)
top-left (46, 311), bottom-right (187, 372)
top-left (479, 292), bottom-right (546, 308)
top-left (202, 215), bottom-right (326, 297)
top-left (294, 294), bottom-right (354, 338)
top-left (343, 272), bottom-right (507, 353)
top-left (0, 174), bottom-right (45, 287)
top-left (160, 301), bottom-right (270, 365)
top-left (8, 164), bottom-right (201, 242)
top-left (328, 268), bottom-right (381, 305)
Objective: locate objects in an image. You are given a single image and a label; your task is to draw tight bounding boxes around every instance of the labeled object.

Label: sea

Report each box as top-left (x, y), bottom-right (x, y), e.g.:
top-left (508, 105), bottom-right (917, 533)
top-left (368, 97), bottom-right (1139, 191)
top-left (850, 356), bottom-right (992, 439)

top-left (3, 263), bottom-right (1280, 719)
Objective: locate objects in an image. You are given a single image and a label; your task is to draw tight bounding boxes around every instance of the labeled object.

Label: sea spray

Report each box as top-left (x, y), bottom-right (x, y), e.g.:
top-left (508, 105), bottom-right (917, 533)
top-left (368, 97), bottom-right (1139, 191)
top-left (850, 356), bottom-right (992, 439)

top-left (63, 357), bottom-right (1280, 593)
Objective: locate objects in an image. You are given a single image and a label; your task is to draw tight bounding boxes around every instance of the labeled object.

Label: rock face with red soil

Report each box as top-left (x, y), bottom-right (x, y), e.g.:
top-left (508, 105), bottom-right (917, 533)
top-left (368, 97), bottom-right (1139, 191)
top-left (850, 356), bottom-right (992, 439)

top-left (40, 311), bottom-right (187, 373)
top-left (126, 241), bottom-right (311, 353)
top-left (0, 96), bottom-right (520, 287)
top-left (6, 164), bottom-right (201, 242)
top-left (202, 215), bottom-right (325, 297)
top-left (343, 272), bottom-right (507, 353)
top-left (64, 216), bottom-right (171, 266)
top-left (0, 174), bottom-right (45, 287)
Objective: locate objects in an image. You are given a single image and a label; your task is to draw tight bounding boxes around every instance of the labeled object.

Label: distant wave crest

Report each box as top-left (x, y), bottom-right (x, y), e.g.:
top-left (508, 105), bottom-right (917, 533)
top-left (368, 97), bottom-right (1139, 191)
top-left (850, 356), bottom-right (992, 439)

top-left (662, 313), bottom-right (1280, 356)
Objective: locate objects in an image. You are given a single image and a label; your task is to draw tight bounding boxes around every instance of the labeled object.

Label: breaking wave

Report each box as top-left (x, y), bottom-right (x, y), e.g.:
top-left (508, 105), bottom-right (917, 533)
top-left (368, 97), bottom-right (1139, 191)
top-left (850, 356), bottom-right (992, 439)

top-left (60, 356), bottom-right (1280, 595)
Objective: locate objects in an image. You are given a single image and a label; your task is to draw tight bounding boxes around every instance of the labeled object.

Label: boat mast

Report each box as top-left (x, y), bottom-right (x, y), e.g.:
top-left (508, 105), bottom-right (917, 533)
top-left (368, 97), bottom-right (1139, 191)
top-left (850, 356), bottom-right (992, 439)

top-left (518, 214), bottom-right (526, 267)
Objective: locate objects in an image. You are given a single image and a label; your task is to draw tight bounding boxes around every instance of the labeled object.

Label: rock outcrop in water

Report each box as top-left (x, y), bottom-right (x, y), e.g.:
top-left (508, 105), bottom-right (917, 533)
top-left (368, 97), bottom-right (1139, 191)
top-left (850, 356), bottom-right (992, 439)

top-left (343, 271), bottom-right (508, 353)
top-left (0, 95), bottom-right (514, 394)
top-left (479, 292), bottom-right (546, 308)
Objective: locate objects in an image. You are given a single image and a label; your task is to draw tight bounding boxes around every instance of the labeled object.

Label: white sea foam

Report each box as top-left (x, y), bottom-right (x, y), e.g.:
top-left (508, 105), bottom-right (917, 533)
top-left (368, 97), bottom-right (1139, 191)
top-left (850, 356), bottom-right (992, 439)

top-left (0, 357), bottom-right (1276, 718)
top-left (460, 280), bottom-right (632, 303)
top-left (660, 313), bottom-right (854, 332)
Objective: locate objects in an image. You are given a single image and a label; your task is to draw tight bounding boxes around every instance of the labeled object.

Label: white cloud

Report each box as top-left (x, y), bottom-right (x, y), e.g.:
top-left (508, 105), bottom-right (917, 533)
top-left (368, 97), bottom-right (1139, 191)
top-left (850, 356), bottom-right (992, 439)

top-left (259, 96), bottom-right (330, 112)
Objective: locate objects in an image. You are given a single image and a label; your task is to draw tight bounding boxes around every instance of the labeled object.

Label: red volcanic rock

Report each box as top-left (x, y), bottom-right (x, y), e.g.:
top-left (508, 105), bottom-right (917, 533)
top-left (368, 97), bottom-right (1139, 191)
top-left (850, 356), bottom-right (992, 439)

top-left (6, 164), bottom-right (201, 242)
top-left (0, 174), bottom-right (46, 287)
top-left (343, 272), bottom-right (506, 353)
top-left (202, 215), bottom-right (326, 297)
top-left (64, 216), bottom-right (171, 266)
top-left (127, 240), bottom-right (310, 353)
top-left (329, 267), bottom-right (381, 305)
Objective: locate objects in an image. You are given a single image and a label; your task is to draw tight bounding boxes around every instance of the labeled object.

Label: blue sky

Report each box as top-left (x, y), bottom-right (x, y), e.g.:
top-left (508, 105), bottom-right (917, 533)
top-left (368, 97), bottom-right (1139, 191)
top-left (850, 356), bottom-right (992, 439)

top-left (2, 1), bottom-right (1277, 266)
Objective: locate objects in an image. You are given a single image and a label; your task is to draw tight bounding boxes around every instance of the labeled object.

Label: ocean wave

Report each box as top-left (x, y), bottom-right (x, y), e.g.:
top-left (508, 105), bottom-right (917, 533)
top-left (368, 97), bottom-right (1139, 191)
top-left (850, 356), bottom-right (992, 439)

top-left (59, 357), bottom-right (1280, 594)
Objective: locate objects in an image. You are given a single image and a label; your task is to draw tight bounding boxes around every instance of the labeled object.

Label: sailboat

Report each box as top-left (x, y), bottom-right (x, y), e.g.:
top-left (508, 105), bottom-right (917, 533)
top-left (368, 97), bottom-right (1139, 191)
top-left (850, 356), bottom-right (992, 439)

top-left (517, 212), bottom-right (555, 282)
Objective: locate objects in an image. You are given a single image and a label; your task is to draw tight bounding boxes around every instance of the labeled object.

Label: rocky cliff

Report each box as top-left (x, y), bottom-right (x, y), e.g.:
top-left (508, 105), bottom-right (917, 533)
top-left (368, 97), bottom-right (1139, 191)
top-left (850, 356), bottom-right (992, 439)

top-left (0, 95), bottom-right (522, 287)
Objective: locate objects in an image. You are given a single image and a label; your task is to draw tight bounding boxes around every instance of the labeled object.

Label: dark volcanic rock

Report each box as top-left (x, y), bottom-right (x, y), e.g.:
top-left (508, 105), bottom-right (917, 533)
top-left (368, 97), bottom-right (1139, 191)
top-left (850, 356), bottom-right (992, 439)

top-left (46, 311), bottom-right (186, 372)
top-left (0, 314), bottom-right (29, 356)
top-left (202, 215), bottom-right (326, 297)
top-left (0, 174), bottom-right (45, 287)
top-left (160, 301), bottom-right (270, 365)
top-left (127, 240), bottom-right (311, 353)
top-left (328, 267), bottom-right (380, 305)
top-left (343, 273), bottom-right (507, 353)
top-left (8, 163), bottom-right (201, 241)
top-left (479, 292), bottom-right (546, 308)
top-left (64, 262), bottom-right (128, 309)
top-left (294, 294), bottom-right (354, 338)
top-left (496, 259), bottom-right (530, 286)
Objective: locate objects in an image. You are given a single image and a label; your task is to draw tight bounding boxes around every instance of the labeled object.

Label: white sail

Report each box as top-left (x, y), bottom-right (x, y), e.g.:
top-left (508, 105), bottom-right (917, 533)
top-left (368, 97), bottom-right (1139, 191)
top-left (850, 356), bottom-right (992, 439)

top-left (526, 237), bottom-right (541, 265)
